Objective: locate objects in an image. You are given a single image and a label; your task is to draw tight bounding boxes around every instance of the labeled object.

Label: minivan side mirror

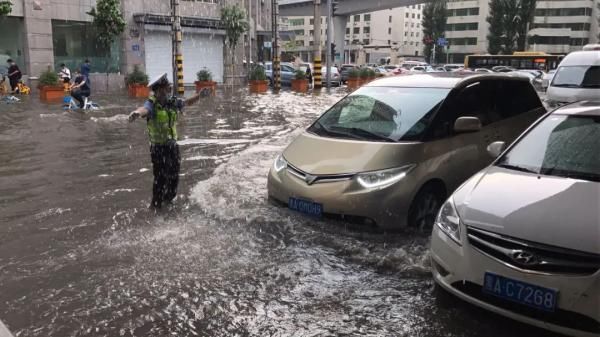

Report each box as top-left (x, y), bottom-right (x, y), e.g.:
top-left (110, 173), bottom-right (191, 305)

top-left (487, 141), bottom-right (506, 158)
top-left (454, 117), bottom-right (482, 133)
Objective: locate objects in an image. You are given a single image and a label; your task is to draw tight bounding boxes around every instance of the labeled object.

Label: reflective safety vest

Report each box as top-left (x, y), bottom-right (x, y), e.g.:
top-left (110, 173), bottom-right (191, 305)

top-left (146, 96), bottom-right (178, 145)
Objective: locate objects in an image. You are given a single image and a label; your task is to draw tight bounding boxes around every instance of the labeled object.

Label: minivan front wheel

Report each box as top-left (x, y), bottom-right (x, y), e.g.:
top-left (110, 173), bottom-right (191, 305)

top-left (408, 184), bottom-right (445, 233)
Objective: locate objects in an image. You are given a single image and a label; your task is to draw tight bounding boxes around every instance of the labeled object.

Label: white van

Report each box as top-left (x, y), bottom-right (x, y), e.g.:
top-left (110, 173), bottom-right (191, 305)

top-left (546, 50), bottom-right (600, 105)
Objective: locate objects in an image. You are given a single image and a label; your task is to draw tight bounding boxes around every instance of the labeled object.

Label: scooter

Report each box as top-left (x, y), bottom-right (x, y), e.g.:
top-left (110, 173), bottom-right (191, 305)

top-left (63, 95), bottom-right (100, 111)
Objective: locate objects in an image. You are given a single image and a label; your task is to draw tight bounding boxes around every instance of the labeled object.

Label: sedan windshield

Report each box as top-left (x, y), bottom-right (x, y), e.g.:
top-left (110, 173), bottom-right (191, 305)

top-left (497, 114), bottom-right (600, 182)
top-left (552, 66), bottom-right (600, 88)
top-left (308, 86), bottom-right (450, 142)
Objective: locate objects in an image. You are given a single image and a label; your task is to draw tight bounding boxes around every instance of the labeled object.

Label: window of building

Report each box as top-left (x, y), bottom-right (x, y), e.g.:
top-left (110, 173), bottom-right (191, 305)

top-left (364, 39), bottom-right (370, 45)
top-left (52, 19), bottom-right (119, 72)
top-left (416, 32), bottom-right (420, 37)
top-left (405, 22), bottom-right (408, 27)
top-left (447, 7), bottom-right (479, 17)
top-left (309, 41), bottom-right (314, 46)
top-left (411, 23), bottom-right (414, 27)
top-left (417, 23), bottom-right (420, 28)
top-left (310, 18), bottom-right (314, 25)
top-left (346, 28), bottom-right (350, 34)
top-left (417, 14), bottom-right (420, 19)
top-left (310, 30), bottom-right (314, 36)
top-left (389, 16), bottom-right (392, 23)
top-left (364, 14), bottom-right (371, 21)
top-left (412, 13), bottom-right (415, 18)
top-left (289, 18), bottom-right (305, 26)
top-left (293, 29), bottom-right (304, 36)
top-left (411, 32), bottom-right (414, 37)
top-left (364, 27), bottom-right (370, 34)
top-left (354, 15), bottom-right (361, 22)
top-left (446, 22), bottom-right (479, 31)
top-left (406, 12), bottom-right (409, 18)
top-left (296, 40), bottom-right (304, 47)
top-left (353, 27), bottom-right (360, 34)
top-left (405, 32), bottom-right (408, 36)
top-left (388, 27), bottom-right (392, 34)
top-left (535, 7), bottom-right (591, 17)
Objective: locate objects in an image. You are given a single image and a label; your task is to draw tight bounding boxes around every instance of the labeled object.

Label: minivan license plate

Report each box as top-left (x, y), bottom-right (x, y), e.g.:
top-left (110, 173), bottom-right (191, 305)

top-left (483, 272), bottom-right (557, 312)
top-left (288, 197), bottom-right (322, 217)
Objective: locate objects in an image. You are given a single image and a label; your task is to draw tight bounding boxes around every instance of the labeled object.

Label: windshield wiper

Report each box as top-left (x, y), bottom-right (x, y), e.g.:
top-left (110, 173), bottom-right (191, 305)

top-left (540, 167), bottom-right (600, 182)
top-left (315, 122), bottom-right (365, 140)
top-left (496, 163), bottom-right (537, 174)
top-left (331, 126), bottom-right (396, 143)
top-left (581, 84), bottom-right (600, 88)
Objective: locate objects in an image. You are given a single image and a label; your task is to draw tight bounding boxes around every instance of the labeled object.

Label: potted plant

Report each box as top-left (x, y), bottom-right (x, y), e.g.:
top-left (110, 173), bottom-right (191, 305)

top-left (195, 68), bottom-right (216, 95)
top-left (125, 65), bottom-right (149, 98)
top-left (291, 69), bottom-right (309, 93)
top-left (38, 67), bottom-right (64, 101)
top-left (248, 65), bottom-right (268, 93)
top-left (346, 68), bottom-right (361, 89)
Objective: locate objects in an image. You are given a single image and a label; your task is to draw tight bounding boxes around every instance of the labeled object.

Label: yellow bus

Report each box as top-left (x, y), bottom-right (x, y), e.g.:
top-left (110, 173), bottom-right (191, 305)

top-left (464, 52), bottom-right (564, 71)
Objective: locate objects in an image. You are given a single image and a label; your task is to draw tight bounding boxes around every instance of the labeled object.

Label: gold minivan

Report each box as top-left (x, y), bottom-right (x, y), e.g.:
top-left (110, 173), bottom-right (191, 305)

top-left (268, 74), bottom-right (546, 230)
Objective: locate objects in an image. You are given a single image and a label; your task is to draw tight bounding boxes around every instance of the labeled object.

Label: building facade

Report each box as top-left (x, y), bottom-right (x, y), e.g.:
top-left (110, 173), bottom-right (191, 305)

top-left (280, 4), bottom-right (424, 65)
top-left (446, 0), bottom-right (600, 63)
top-left (1, 0), bottom-right (271, 89)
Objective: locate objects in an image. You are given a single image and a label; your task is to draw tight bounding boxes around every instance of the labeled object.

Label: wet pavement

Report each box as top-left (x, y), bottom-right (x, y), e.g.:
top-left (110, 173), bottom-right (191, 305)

top-left (0, 88), bottom-right (563, 336)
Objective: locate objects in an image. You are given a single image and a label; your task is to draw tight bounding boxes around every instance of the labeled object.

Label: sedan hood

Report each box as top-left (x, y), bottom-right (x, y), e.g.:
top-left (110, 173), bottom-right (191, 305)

top-left (283, 132), bottom-right (421, 175)
top-left (455, 166), bottom-right (600, 254)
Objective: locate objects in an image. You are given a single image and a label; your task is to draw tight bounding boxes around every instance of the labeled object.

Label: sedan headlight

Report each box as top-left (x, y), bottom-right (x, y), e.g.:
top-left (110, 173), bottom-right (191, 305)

top-left (273, 155), bottom-right (287, 172)
top-left (356, 165), bottom-right (415, 189)
top-left (435, 197), bottom-right (462, 245)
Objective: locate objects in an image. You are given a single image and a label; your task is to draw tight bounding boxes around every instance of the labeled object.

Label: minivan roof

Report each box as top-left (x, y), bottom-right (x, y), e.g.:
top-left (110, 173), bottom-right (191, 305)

top-left (364, 73), bottom-right (527, 89)
top-left (558, 51), bottom-right (600, 67)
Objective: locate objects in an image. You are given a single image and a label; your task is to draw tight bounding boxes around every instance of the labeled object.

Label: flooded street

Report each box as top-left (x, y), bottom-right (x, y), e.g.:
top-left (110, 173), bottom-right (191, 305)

top-left (0, 89), bottom-right (561, 337)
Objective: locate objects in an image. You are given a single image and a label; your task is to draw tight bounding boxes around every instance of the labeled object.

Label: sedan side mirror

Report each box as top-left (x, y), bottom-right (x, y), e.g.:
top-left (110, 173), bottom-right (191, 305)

top-left (487, 141), bottom-right (506, 158)
top-left (454, 116), bottom-right (482, 133)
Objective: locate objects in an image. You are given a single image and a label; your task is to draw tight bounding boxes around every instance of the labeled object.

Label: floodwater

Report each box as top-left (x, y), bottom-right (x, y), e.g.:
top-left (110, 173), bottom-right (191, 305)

top-left (0, 89), bottom-right (562, 337)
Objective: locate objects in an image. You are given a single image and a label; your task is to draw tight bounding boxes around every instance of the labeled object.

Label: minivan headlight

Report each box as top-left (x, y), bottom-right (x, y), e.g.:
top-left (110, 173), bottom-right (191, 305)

top-left (356, 165), bottom-right (415, 189)
top-left (273, 155), bottom-right (288, 172)
top-left (435, 197), bottom-right (462, 245)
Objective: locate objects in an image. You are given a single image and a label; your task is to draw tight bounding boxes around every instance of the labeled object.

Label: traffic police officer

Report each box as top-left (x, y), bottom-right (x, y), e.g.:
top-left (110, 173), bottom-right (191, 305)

top-left (128, 73), bottom-right (202, 208)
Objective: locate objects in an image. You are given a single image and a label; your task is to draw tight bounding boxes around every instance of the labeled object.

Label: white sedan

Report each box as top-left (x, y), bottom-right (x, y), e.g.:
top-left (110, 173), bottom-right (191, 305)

top-left (430, 101), bottom-right (600, 337)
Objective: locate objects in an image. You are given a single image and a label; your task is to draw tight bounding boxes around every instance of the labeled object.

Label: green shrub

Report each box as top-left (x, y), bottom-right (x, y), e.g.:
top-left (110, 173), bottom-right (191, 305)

top-left (38, 68), bottom-right (60, 86)
top-left (248, 65), bottom-right (267, 81)
top-left (294, 69), bottom-right (306, 80)
top-left (367, 68), bottom-right (377, 77)
top-left (359, 67), bottom-right (370, 78)
top-left (196, 68), bottom-right (212, 82)
top-left (348, 68), bottom-right (360, 79)
top-left (125, 65), bottom-right (149, 86)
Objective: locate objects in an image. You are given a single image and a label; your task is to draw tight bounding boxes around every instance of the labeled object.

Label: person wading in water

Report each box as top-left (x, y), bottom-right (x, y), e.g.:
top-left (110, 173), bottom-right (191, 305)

top-left (128, 73), bottom-right (204, 209)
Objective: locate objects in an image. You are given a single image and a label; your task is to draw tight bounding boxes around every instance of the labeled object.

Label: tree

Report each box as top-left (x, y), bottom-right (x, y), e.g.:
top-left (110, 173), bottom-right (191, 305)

top-left (487, 0), bottom-right (536, 54)
top-left (86, 0), bottom-right (126, 51)
top-left (221, 5), bottom-right (249, 84)
top-left (421, 0), bottom-right (447, 64)
top-left (0, 1), bottom-right (12, 16)
top-left (487, 0), bottom-right (504, 54)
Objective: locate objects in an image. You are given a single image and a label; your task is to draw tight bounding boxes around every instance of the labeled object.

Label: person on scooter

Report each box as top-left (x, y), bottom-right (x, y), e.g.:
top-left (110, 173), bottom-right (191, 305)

top-left (70, 69), bottom-right (90, 109)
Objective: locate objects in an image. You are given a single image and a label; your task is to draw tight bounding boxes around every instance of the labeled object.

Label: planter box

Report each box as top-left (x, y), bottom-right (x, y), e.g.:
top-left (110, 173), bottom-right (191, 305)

top-left (291, 79), bottom-right (309, 93)
top-left (39, 85), bottom-right (65, 101)
top-left (347, 77), bottom-right (361, 90)
top-left (249, 80), bottom-right (268, 93)
top-left (128, 84), bottom-right (150, 98)
top-left (195, 81), bottom-right (217, 96)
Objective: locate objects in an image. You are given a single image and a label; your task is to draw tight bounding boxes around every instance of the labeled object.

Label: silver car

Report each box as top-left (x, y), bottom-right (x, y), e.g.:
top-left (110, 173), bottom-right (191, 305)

top-left (268, 74), bottom-right (545, 230)
top-left (264, 62), bottom-right (296, 86)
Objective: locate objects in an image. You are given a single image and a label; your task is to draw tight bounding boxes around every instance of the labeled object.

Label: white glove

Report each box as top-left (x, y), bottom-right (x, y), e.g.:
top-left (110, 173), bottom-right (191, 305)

top-left (128, 111), bottom-right (140, 122)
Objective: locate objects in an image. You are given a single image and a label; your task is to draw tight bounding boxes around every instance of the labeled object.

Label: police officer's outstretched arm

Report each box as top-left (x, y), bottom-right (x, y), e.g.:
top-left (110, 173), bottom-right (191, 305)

top-left (129, 106), bottom-right (149, 122)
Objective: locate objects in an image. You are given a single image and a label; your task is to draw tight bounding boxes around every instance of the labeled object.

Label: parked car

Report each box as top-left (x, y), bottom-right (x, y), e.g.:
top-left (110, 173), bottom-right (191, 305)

top-left (411, 66), bottom-right (444, 73)
top-left (401, 61), bottom-right (428, 70)
top-left (507, 70), bottom-right (544, 91)
top-left (443, 64), bottom-right (464, 72)
top-left (340, 64), bottom-right (357, 83)
top-left (547, 50), bottom-right (600, 105)
top-left (264, 61), bottom-right (296, 86)
top-left (431, 100), bottom-right (600, 337)
top-left (267, 73), bottom-right (545, 230)
top-left (492, 66), bottom-right (517, 73)
top-left (321, 66), bottom-right (342, 86)
top-left (541, 69), bottom-right (556, 91)
top-left (474, 68), bottom-right (494, 73)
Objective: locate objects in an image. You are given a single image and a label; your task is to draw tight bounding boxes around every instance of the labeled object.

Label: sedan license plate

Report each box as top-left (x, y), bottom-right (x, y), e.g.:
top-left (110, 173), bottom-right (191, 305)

top-left (483, 272), bottom-right (557, 312)
top-left (288, 197), bottom-right (322, 217)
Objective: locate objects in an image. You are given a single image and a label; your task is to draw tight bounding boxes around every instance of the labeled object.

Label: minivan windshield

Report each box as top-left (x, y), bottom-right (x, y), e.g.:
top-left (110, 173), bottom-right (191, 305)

top-left (496, 114), bottom-right (600, 182)
top-left (552, 66), bottom-right (600, 88)
top-left (308, 86), bottom-right (450, 142)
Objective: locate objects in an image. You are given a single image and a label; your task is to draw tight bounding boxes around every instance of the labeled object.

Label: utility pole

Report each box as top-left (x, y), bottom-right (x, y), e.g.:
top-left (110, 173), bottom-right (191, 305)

top-left (325, 0), bottom-right (332, 88)
top-left (272, 0), bottom-right (280, 91)
top-left (313, 0), bottom-right (322, 89)
top-left (171, 0), bottom-right (184, 97)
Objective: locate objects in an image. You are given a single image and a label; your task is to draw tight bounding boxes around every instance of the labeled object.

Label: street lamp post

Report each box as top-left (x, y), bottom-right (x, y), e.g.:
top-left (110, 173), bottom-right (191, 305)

top-left (325, 0), bottom-right (332, 88)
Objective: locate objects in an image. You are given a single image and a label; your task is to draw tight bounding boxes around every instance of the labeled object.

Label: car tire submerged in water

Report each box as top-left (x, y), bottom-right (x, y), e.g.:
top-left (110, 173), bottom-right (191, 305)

top-left (408, 183), bottom-right (446, 233)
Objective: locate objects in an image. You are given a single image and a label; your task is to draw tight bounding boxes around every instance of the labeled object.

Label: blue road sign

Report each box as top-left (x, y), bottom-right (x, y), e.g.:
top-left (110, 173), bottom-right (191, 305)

top-left (437, 37), bottom-right (448, 46)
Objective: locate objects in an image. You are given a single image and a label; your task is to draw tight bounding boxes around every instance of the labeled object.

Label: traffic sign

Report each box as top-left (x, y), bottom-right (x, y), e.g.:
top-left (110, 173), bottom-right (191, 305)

top-left (264, 41), bottom-right (272, 48)
top-left (437, 37), bottom-right (448, 46)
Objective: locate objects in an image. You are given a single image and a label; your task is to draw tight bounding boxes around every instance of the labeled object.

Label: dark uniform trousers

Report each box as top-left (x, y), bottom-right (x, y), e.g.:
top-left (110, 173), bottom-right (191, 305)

top-left (150, 142), bottom-right (180, 208)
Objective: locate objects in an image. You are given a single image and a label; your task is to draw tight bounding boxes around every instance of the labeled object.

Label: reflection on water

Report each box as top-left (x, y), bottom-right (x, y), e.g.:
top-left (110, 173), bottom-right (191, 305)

top-left (0, 89), bottom-right (562, 337)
